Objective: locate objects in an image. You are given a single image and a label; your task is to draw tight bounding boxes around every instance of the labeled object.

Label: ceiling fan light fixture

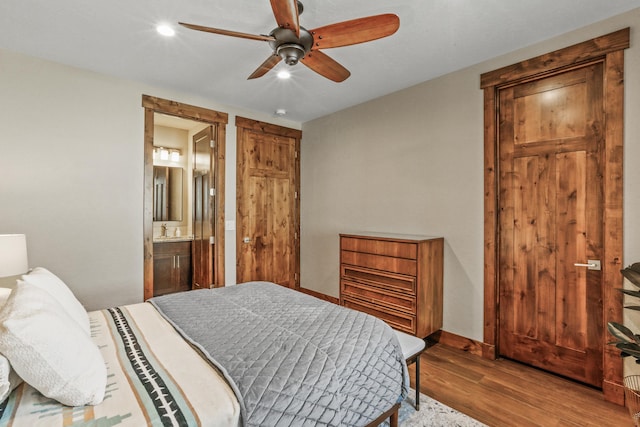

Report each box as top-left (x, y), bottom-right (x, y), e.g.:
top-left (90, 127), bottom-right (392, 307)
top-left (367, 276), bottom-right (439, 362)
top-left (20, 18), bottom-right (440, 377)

top-left (277, 43), bottom-right (305, 66)
top-left (277, 70), bottom-right (291, 79)
top-left (156, 24), bottom-right (176, 37)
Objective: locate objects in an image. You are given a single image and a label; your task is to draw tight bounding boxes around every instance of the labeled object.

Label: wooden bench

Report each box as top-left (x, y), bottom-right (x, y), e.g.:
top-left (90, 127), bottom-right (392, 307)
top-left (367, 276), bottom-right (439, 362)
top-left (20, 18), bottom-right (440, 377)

top-left (394, 329), bottom-right (426, 410)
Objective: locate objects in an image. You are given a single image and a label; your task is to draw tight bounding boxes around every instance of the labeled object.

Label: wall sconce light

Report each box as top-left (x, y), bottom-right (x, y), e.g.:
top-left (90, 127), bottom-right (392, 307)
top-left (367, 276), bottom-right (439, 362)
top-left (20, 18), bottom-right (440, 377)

top-left (153, 147), bottom-right (181, 162)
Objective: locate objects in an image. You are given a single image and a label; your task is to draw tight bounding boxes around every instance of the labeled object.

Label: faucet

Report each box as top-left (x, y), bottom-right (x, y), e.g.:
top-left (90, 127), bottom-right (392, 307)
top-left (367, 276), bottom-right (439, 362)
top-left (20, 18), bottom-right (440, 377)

top-left (160, 223), bottom-right (167, 237)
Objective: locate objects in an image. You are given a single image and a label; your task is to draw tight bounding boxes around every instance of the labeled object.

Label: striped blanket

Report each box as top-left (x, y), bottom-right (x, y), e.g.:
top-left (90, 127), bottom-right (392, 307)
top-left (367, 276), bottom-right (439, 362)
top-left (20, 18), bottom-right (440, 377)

top-left (0, 303), bottom-right (240, 427)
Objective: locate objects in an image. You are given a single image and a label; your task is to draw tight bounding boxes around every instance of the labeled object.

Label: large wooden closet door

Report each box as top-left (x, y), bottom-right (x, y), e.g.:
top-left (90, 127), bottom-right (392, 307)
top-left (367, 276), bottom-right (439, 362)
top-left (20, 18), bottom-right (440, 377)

top-left (498, 63), bottom-right (604, 386)
top-left (236, 117), bottom-right (300, 288)
top-left (192, 126), bottom-right (215, 289)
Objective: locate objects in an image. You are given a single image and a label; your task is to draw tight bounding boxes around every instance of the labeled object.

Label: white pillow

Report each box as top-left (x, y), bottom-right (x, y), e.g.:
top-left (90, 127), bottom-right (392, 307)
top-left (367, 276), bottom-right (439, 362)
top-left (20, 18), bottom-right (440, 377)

top-left (0, 288), bottom-right (11, 307)
top-left (20, 267), bottom-right (90, 335)
top-left (0, 353), bottom-right (23, 403)
top-left (0, 283), bottom-right (106, 406)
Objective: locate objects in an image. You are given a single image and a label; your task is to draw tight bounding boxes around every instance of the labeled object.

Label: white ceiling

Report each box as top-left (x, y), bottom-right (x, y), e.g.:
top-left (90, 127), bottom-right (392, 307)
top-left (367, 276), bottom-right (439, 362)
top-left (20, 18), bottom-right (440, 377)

top-left (1, 0), bottom-right (639, 123)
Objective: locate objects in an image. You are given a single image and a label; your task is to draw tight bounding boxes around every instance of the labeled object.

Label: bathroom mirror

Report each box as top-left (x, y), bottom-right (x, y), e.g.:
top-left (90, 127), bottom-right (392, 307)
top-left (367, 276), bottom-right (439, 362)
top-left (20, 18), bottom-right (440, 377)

top-left (153, 166), bottom-right (183, 221)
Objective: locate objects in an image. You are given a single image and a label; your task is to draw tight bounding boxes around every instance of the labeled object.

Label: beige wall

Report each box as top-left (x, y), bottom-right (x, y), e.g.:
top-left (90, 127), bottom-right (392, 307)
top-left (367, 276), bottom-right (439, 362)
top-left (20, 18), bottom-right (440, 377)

top-left (2, 8), bottom-right (638, 341)
top-left (0, 48), bottom-right (299, 311)
top-left (301, 9), bottom-right (640, 341)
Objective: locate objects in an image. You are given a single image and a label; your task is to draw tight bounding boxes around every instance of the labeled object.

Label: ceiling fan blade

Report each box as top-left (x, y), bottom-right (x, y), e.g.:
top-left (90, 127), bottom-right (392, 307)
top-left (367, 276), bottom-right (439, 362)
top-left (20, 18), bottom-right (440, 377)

top-left (309, 14), bottom-right (399, 50)
top-left (270, 0), bottom-right (300, 37)
top-left (179, 22), bottom-right (275, 42)
top-left (248, 55), bottom-right (282, 79)
top-left (300, 50), bottom-right (350, 82)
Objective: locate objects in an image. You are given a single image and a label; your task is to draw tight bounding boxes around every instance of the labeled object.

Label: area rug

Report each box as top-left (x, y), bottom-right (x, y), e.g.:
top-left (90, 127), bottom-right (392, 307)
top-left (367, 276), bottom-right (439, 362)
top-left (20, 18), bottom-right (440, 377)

top-left (380, 389), bottom-right (488, 427)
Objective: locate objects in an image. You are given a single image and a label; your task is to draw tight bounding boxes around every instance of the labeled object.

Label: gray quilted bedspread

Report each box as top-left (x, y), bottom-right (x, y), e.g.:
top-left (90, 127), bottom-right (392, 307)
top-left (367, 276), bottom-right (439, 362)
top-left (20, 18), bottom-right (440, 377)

top-left (149, 281), bottom-right (409, 427)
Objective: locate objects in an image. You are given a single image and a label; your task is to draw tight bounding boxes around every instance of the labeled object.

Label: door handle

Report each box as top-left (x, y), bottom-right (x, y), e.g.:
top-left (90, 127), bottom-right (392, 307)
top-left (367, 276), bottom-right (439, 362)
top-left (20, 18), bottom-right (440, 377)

top-left (574, 260), bottom-right (601, 271)
top-left (243, 237), bottom-right (251, 244)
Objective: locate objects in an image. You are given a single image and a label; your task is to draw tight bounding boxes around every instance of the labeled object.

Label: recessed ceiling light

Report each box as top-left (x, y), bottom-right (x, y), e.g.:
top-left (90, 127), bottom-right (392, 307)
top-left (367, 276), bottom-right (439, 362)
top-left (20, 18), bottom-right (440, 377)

top-left (277, 70), bottom-right (291, 79)
top-left (157, 24), bottom-right (175, 37)
top-left (275, 109), bottom-right (287, 116)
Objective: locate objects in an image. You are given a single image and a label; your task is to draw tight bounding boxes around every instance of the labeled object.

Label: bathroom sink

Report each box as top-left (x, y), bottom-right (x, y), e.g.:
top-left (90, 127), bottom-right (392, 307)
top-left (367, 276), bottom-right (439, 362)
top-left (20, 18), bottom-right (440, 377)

top-left (153, 236), bottom-right (193, 242)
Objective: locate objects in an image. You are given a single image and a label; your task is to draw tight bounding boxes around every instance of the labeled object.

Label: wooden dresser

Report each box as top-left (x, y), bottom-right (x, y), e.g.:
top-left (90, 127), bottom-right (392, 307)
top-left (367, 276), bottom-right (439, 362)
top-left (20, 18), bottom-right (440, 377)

top-left (339, 232), bottom-right (443, 338)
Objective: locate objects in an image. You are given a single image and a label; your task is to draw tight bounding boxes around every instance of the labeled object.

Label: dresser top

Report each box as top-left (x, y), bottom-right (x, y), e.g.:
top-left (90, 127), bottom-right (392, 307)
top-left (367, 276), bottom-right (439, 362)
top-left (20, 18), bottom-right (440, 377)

top-left (340, 231), bottom-right (442, 242)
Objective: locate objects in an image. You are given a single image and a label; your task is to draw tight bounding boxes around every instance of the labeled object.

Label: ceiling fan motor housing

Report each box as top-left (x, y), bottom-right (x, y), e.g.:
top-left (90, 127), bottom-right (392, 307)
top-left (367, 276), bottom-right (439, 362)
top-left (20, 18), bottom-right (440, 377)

top-left (269, 27), bottom-right (313, 65)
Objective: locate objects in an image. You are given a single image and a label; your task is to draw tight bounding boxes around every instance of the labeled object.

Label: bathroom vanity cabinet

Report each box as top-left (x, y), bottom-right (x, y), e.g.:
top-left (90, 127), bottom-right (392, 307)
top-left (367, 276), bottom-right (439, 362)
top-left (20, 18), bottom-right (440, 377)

top-left (153, 240), bottom-right (192, 296)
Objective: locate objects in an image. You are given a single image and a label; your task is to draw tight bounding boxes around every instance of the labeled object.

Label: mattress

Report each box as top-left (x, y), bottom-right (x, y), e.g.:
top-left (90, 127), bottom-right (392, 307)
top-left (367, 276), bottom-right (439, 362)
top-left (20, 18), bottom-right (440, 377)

top-left (150, 282), bottom-right (409, 426)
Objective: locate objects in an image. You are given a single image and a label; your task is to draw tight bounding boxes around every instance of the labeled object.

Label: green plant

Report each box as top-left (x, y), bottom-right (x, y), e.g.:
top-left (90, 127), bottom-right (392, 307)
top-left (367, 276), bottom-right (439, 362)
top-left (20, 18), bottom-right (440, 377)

top-left (608, 263), bottom-right (640, 363)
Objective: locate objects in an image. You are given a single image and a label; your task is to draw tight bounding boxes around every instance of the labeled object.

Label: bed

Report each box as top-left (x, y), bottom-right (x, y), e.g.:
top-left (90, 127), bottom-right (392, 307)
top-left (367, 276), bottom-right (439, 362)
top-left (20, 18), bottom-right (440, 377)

top-left (0, 273), bottom-right (408, 427)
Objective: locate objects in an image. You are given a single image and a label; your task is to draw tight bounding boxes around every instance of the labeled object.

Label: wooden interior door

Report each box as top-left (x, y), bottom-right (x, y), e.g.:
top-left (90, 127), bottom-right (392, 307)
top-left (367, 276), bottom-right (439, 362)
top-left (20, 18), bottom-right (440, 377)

top-left (498, 63), bottom-right (604, 386)
top-left (192, 126), bottom-right (215, 289)
top-left (236, 117), bottom-right (301, 288)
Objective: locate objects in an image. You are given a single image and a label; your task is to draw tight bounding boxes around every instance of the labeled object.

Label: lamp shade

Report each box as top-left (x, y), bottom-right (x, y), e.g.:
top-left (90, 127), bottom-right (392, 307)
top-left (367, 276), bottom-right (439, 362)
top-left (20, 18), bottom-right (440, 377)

top-left (0, 234), bottom-right (28, 278)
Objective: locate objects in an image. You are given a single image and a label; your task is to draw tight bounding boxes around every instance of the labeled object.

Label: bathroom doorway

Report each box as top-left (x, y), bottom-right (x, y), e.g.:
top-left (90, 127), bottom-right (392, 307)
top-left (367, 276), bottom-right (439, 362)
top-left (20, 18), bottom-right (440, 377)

top-left (142, 95), bottom-right (228, 300)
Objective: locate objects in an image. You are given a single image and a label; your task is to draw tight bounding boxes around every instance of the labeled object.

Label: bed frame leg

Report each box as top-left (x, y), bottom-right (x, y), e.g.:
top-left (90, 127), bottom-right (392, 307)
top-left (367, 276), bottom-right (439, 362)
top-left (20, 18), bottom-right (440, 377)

top-left (390, 409), bottom-right (399, 427)
top-left (366, 402), bottom-right (400, 427)
top-left (415, 353), bottom-right (421, 410)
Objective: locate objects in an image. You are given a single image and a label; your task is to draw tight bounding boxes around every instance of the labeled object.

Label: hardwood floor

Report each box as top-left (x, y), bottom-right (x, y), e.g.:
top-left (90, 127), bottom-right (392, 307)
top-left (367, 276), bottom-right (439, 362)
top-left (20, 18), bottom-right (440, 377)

top-left (411, 343), bottom-right (632, 426)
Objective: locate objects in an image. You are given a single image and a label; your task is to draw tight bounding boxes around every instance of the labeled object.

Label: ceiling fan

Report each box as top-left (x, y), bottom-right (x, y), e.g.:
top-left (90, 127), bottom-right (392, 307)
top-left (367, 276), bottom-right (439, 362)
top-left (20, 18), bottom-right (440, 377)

top-left (179, 0), bottom-right (400, 82)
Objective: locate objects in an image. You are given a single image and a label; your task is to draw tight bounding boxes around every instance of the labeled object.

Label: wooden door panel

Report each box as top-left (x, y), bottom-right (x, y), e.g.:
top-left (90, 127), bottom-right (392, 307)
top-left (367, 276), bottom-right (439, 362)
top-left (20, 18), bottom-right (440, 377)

top-left (512, 156), bottom-right (541, 339)
top-left (193, 126), bottom-right (214, 289)
top-left (498, 63), bottom-right (603, 387)
top-left (514, 74), bottom-right (588, 144)
top-left (236, 118), bottom-right (300, 288)
top-left (248, 133), bottom-right (292, 176)
top-left (556, 151), bottom-right (587, 351)
top-left (245, 175), bottom-right (268, 281)
top-left (271, 176), bottom-right (292, 285)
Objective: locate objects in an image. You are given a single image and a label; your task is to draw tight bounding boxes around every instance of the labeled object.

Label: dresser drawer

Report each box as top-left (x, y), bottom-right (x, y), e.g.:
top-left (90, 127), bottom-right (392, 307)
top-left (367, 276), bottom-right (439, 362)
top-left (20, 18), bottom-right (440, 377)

top-left (341, 279), bottom-right (415, 313)
top-left (341, 236), bottom-right (417, 259)
top-left (341, 265), bottom-right (415, 295)
top-left (342, 296), bottom-right (415, 334)
top-left (341, 250), bottom-right (417, 276)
